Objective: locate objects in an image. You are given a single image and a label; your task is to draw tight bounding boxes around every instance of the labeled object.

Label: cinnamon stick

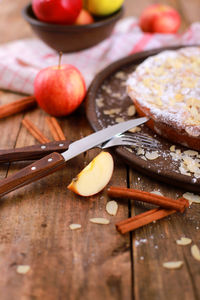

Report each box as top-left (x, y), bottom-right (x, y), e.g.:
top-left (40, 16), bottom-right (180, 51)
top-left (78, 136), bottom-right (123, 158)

top-left (0, 96), bottom-right (36, 119)
top-left (45, 116), bottom-right (66, 141)
top-left (116, 207), bottom-right (176, 234)
top-left (107, 186), bottom-right (189, 212)
top-left (22, 118), bottom-right (50, 144)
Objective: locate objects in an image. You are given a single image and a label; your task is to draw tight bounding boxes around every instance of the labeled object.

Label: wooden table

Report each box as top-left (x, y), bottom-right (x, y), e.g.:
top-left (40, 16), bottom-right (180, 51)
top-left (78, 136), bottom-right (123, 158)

top-left (0, 1), bottom-right (199, 299)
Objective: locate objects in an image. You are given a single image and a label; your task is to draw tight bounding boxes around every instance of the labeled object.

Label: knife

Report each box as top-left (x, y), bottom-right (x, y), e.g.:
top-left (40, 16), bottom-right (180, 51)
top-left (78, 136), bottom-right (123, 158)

top-left (0, 140), bottom-right (70, 163)
top-left (0, 117), bottom-right (148, 197)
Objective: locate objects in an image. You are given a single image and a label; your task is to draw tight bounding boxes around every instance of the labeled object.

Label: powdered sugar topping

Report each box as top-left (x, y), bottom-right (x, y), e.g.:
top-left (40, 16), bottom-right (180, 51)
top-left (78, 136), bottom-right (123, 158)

top-left (127, 47), bottom-right (200, 137)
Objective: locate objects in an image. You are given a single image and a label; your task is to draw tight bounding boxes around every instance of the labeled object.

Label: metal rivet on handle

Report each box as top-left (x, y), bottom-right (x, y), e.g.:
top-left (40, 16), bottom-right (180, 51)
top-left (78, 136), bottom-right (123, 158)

top-left (31, 166), bottom-right (36, 171)
top-left (41, 145), bottom-right (46, 149)
top-left (48, 158), bottom-right (53, 162)
top-left (59, 143), bottom-right (64, 147)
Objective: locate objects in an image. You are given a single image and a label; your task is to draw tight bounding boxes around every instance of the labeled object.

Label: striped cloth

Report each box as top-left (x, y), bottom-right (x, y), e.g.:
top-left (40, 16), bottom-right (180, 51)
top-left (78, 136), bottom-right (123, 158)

top-left (0, 17), bottom-right (199, 95)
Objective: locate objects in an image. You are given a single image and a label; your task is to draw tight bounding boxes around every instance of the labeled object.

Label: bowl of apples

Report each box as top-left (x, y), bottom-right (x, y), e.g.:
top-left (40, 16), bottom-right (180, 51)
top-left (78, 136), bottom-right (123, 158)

top-left (22, 0), bottom-right (124, 53)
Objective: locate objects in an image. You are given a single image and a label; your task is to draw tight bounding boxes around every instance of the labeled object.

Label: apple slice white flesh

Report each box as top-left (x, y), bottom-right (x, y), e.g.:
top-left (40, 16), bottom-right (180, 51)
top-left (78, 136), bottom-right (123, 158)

top-left (68, 151), bottom-right (114, 196)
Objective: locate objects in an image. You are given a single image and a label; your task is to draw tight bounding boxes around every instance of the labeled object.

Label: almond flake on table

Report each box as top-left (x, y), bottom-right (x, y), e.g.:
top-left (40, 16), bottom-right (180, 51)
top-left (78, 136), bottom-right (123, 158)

top-left (150, 191), bottom-right (163, 196)
top-left (182, 192), bottom-right (200, 204)
top-left (183, 150), bottom-right (199, 156)
top-left (90, 218), bottom-right (110, 225)
top-left (136, 148), bottom-right (145, 156)
top-left (103, 108), bottom-right (121, 116)
top-left (128, 126), bottom-right (141, 133)
top-left (170, 145), bottom-right (176, 152)
top-left (16, 265), bottom-right (30, 274)
top-left (141, 156), bottom-right (147, 161)
top-left (96, 97), bottom-right (104, 108)
top-left (106, 201), bottom-right (118, 216)
top-left (176, 149), bottom-right (181, 155)
top-left (182, 157), bottom-right (200, 173)
top-left (69, 224), bottom-right (82, 230)
top-left (115, 117), bottom-right (125, 123)
top-left (102, 85), bottom-right (112, 94)
top-left (169, 146), bottom-right (200, 177)
top-left (127, 105), bottom-right (136, 117)
top-left (179, 165), bottom-right (191, 177)
top-left (191, 244), bottom-right (200, 261)
top-left (115, 71), bottom-right (126, 80)
top-left (145, 151), bottom-right (159, 160)
top-left (162, 261), bottom-right (183, 269)
top-left (176, 237), bottom-right (192, 246)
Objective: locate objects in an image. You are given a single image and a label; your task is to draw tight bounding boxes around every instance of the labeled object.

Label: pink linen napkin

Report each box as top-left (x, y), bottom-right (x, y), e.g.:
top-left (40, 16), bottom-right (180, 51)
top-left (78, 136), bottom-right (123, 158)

top-left (0, 17), bottom-right (199, 95)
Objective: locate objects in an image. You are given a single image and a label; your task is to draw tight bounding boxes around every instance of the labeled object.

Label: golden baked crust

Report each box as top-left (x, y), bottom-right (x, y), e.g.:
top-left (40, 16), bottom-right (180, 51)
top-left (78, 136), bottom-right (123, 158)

top-left (127, 47), bottom-right (200, 150)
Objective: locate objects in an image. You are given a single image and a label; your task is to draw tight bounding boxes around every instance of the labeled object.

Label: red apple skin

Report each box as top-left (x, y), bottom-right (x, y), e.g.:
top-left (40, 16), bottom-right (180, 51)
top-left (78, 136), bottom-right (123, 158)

top-left (153, 11), bottom-right (181, 33)
top-left (32, 0), bottom-right (83, 25)
top-left (34, 65), bottom-right (86, 117)
top-left (75, 9), bottom-right (94, 25)
top-left (139, 4), bottom-right (181, 33)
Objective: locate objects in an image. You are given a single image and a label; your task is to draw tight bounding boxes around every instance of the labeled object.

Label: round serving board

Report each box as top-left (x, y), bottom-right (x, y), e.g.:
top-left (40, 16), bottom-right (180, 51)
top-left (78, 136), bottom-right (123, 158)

top-left (86, 45), bottom-right (200, 192)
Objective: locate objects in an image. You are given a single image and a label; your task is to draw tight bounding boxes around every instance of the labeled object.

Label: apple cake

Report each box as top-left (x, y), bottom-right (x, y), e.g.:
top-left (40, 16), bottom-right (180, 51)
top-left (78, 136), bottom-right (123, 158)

top-left (126, 47), bottom-right (200, 150)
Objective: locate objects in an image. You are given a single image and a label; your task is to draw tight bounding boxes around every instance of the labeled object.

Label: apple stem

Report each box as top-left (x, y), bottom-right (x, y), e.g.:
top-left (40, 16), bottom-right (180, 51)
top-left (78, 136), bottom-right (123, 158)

top-left (58, 51), bottom-right (63, 69)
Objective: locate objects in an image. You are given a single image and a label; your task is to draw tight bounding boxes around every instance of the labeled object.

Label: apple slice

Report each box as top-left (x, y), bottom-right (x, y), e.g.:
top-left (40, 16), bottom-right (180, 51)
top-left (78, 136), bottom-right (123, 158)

top-left (68, 151), bottom-right (114, 196)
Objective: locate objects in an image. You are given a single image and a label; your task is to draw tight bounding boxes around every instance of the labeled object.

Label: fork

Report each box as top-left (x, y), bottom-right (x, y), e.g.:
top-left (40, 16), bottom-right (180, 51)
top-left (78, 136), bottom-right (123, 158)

top-left (101, 132), bottom-right (159, 149)
top-left (0, 133), bottom-right (159, 163)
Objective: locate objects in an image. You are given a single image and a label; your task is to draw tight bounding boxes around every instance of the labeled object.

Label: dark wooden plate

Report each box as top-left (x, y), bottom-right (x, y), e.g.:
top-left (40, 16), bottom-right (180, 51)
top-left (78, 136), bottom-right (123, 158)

top-left (86, 45), bottom-right (200, 192)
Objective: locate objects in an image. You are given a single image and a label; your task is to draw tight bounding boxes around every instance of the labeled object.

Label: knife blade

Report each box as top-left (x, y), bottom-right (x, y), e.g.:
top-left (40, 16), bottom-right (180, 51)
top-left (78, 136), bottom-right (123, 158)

top-left (0, 117), bottom-right (148, 197)
top-left (61, 117), bottom-right (148, 161)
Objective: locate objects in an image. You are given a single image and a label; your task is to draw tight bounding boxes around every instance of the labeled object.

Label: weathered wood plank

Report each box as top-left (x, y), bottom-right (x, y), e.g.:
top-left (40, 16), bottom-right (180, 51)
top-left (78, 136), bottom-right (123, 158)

top-left (0, 103), bottom-right (132, 299)
top-left (129, 170), bottom-right (200, 300)
top-left (179, 0), bottom-right (200, 25)
top-left (0, 92), bottom-right (34, 186)
top-left (124, 1), bottom-right (200, 298)
top-left (0, 0), bottom-right (199, 299)
top-left (0, 0), bottom-right (33, 44)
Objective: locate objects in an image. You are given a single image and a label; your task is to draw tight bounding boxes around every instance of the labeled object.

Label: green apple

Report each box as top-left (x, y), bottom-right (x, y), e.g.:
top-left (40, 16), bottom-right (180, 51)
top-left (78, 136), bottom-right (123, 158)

top-left (85, 0), bottom-right (124, 16)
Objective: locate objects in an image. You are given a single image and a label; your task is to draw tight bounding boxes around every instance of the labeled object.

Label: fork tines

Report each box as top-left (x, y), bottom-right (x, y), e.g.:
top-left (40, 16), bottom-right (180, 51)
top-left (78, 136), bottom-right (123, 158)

top-left (121, 132), bottom-right (160, 150)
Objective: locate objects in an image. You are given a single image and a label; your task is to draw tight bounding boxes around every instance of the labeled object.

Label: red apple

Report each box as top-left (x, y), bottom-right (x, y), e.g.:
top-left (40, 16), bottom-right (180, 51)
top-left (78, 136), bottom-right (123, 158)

top-left (75, 9), bottom-right (94, 25)
top-left (139, 4), bottom-right (181, 33)
top-left (32, 0), bottom-right (83, 25)
top-left (34, 64), bottom-right (86, 117)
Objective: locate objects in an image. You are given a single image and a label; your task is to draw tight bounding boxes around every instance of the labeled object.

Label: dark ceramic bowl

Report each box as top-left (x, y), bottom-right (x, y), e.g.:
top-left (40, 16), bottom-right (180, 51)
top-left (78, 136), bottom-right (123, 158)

top-left (22, 4), bottom-right (124, 53)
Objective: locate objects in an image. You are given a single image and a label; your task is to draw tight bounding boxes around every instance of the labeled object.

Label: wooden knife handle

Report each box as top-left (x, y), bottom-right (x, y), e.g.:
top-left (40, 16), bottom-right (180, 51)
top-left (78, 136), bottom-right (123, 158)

top-left (0, 140), bottom-right (70, 163)
top-left (0, 152), bottom-right (66, 197)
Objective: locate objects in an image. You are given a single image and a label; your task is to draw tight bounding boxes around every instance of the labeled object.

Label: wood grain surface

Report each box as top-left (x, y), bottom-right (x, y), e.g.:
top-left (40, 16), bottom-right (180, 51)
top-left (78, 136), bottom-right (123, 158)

top-left (0, 1), bottom-right (199, 300)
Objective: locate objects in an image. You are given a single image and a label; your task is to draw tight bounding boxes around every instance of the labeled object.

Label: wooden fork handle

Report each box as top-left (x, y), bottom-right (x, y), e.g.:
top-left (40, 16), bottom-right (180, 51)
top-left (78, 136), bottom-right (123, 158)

top-left (0, 152), bottom-right (66, 197)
